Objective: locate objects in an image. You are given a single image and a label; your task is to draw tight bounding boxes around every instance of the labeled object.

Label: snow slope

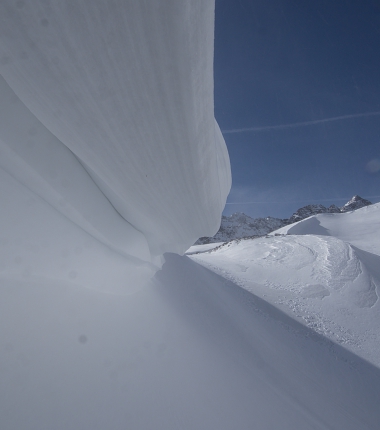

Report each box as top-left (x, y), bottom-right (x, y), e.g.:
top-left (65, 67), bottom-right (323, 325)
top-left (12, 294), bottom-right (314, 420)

top-left (2, 255), bottom-right (380, 430)
top-left (191, 203), bottom-right (380, 366)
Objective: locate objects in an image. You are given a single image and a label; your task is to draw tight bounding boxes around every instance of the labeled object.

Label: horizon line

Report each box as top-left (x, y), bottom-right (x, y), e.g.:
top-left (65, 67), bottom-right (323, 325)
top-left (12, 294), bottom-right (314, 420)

top-left (221, 111), bottom-right (380, 134)
top-left (225, 195), bottom-right (380, 205)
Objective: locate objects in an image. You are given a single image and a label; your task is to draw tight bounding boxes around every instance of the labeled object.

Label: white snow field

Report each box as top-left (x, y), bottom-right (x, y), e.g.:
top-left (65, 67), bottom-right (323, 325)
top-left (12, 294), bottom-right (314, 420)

top-left (191, 203), bottom-right (380, 367)
top-left (1, 1), bottom-right (380, 429)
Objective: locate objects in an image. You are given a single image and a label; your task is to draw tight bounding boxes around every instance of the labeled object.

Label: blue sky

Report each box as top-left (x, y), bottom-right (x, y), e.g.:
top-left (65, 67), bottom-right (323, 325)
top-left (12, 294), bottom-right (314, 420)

top-left (214, 0), bottom-right (380, 218)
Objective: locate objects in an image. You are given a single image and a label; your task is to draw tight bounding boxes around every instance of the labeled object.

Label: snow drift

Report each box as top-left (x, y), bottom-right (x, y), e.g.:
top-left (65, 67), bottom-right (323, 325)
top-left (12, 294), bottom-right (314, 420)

top-left (0, 1), bottom-right (231, 289)
top-left (190, 203), bottom-right (380, 366)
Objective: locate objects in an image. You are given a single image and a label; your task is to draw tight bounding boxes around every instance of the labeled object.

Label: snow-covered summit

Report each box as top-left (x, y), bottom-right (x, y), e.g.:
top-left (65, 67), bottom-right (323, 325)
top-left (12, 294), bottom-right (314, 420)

top-left (197, 195), bottom-right (372, 244)
top-left (288, 195), bottom-right (372, 223)
top-left (288, 203), bottom-right (341, 224)
top-left (341, 195), bottom-right (373, 212)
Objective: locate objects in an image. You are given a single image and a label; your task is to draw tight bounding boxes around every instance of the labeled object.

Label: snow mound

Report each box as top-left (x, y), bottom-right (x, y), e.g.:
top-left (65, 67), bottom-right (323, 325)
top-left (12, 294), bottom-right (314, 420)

top-left (197, 235), bottom-right (379, 308)
top-left (274, 202), bottom-right (380, 254)
top-left (192, 205), bottom-right (380, 366)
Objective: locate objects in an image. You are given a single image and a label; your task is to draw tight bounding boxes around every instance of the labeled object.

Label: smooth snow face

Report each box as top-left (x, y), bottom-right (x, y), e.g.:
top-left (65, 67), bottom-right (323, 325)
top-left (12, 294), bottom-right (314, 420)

top-left (0, 165), bottom-right (155, 294)
top-left (0, 1), bottom-right (231, 278)
top-left (192, 203), bottom-right (380, 366)
top-left (0, 77), bottom-right (152, 265)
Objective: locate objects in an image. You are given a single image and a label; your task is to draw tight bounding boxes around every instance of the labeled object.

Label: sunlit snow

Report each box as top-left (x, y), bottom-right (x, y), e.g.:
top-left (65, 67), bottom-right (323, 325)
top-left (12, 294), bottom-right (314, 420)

top-left (190, 203), bottom-right (380, 367)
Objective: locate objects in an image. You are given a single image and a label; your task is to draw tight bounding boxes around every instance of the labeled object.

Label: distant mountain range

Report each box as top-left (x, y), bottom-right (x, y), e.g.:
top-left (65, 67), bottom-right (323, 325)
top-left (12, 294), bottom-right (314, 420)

top-left (196, 195), bottom-right (372, 244)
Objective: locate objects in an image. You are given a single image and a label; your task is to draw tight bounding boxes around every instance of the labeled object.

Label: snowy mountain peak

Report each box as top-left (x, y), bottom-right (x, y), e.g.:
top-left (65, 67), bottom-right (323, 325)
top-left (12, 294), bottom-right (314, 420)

top-left (288, 195), bottom-right (372, 223)
top-left (340, 195), bottom-right (372, 212)
top-left (327, 204), bottom-right (341, 212)
top-left (197, 212), bottom-right (286, 244)
top-left (196, 195), bottom-right (372, 244)
top-left (224, 212), bottom-right (254, 224)
top-left (288, 204), bottom-right (338, 224)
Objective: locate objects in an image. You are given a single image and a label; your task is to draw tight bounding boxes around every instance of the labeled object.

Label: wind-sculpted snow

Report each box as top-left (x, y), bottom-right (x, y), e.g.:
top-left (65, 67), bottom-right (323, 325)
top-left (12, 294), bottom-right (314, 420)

top-left (190, 205), bottom-right (380, 366)
top-left (279, 202), bottom-right (380, 254)
top-left (0, 77), bottom-right (151, 264)
top-left (0, 1), bottom-right (230, 288)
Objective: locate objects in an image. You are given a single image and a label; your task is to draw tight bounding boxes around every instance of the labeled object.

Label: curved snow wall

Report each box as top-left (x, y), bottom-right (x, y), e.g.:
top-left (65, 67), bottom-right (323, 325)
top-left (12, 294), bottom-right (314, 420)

top-left (0, 1), bottom-right (231, 291)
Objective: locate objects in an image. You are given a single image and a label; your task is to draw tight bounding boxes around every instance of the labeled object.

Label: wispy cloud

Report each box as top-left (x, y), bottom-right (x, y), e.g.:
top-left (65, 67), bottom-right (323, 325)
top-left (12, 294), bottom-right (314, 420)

top-left (222, 111), bottom-right (380, 134)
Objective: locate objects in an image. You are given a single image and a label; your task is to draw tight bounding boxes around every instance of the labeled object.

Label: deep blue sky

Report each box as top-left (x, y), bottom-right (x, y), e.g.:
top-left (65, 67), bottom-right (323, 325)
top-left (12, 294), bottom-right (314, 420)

top-left (214, 0), bottom-right (380, 218)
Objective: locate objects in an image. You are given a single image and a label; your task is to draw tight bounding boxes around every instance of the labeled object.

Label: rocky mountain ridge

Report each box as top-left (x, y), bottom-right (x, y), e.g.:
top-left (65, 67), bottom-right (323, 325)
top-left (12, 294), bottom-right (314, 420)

top-left (196, 195), bottom-right (372, 244)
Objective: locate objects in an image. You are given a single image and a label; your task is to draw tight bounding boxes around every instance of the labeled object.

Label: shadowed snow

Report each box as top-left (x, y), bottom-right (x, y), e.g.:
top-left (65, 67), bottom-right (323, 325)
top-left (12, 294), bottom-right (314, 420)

top-left (2, 255), bottom-right (380, 429)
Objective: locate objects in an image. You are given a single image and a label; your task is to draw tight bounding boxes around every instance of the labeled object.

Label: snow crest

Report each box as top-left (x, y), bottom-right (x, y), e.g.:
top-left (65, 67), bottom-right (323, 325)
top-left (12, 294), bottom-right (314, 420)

top-left (0, 1), bottom-right (231, 289)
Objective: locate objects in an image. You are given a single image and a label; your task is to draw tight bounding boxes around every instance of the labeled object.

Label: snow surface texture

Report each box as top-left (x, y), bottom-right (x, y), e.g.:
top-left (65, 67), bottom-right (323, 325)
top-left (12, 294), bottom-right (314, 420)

top-left (0, 0), bottom-right (231, 290)
top-left (190, 203), bottom-right (380, 367)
